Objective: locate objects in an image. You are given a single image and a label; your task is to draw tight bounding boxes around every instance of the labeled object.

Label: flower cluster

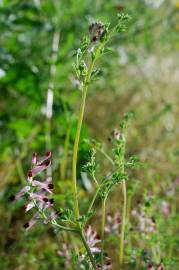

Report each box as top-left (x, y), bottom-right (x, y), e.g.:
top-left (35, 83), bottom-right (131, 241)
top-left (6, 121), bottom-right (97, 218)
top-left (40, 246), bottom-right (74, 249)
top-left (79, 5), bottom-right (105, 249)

top-left (131, 208), bottom-right (156, 234)
top-left (105, 212), bottom-right (121, 235)
top-left (161, 201), bottom-right (170, 217)
top-left (108, 128), bottom-right (121, 142)
top-left (85, 225), bottom-right (101, 253)
top-left (89, 22), bottom-right (105, 43)
top-left (57, 243), bottom-right (71, 268)
top-left (10, 151), bottom-right (58, 229)
top-left (97, 261), bottom-right (112, 270)
top-left (85, 226), bottom-right (112, 269)
top-left (147, 263), bottom-right (164, 270)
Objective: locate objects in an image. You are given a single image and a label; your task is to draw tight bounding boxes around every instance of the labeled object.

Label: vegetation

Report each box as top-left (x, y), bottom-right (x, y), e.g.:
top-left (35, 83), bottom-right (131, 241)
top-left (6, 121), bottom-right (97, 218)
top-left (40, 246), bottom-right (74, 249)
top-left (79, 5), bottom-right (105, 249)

top-left (0, 1), bottom-right (179, 269)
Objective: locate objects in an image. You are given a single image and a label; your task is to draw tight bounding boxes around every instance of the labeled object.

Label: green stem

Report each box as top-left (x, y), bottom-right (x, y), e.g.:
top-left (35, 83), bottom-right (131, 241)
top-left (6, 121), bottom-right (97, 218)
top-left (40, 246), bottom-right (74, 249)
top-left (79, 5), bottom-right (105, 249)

top-left (72, 43), bottom-right (104, 220)
top-left (87, 185), bottom-right (101, 214)
top-left (92, 172), bottom-right (99, 187)
top-left (79, 230), bottom-right (97, 270)
top-left (101, 198), bottom-right (106, 270)
top-left (119, 180), bottom-right (127, 268)
top-left (97, 147), bottom-right (114, 166)
top-left (72, 85), bottom-right (87, 219)
top-left (52, 221), bottom-right (79, 233)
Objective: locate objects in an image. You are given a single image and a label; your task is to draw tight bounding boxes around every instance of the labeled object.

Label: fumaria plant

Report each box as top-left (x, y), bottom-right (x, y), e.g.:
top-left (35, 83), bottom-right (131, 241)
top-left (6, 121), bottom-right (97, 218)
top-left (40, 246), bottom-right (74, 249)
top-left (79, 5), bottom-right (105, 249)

top-left (10, 14), bottom-right (141, 270)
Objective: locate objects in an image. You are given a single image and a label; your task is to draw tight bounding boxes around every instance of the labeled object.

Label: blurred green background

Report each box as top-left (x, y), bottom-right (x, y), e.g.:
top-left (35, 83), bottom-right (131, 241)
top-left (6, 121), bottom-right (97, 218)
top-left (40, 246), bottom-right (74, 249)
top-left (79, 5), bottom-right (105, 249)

top-left (0, 0), bottom-right (179, 269)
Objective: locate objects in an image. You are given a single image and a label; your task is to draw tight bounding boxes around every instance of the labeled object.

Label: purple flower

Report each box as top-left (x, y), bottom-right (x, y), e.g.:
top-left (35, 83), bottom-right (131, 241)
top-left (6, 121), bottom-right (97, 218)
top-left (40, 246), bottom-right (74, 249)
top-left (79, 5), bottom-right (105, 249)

top-left (32, 152), bottom-right (37, 165)
top-left (44, 211), bottom-right (60, 224)
top-left (32, 177), bottom-right (53, 194)
top-left (57, 243), bottom-right (71, 267)
top-left (23, 213), bottom-right (40, 230)
top-left (85, 225), bottom-right (101, 253)
top-left (24, 201), bottom-right (35, 212)
top-left (9, 186), bottom-right (30, 201)
top-left (161, 201), bottom-right (170, 217)
top-left (131, 208), bottom-right (156, 234)
top-left (89, 22), bottom-right (105, 43)
top-left (11, 152), bottom-right (56, 230)
top-left (105, 212), bottom-right (121, 234)
top-left (157, 264), bottom-right (164, 270)
top-left (30, 160), bottom-right (51, 177)
top-left (97, 261), bottom-right (112, 270)
top-left (147, 263), bottom-right (155, 270)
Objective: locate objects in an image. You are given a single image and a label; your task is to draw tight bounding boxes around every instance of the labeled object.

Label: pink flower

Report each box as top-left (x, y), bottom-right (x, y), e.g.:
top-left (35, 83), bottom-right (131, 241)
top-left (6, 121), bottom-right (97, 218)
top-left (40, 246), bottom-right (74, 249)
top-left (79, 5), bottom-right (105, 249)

top-left (30, 160), bottom-right (51, 176)
top-left (36, 151), bottom-right (51, 165)
top-left (32, 177), bottom-right (53, 193)
top-left (147, 263), bottom-right (155, 270)
top-left (9, 186), bottom-right (30, 201)
top-left (97, 261), bottom-right (112, 270)
top-left (132, 207), bottom-right (156, 234)
top-left (23, 213), bottom-right (40, 230)
top-left (11, 152), bottom-right (56, 230)
top-left (105, 212), bottom-right (121, 234)
top-left (24, 201), bottom-right (35, 212)
top-left (44, 211), bottom-right (61, 224)
top-left (32, 152), bottom-right (37, 165)
top-left (161, 201), bottom-right (170, 217)
top-left (57, 243), bottom-right (71, 267)
top-left (157, 264), bottom-right (164, 270)
top-left (85, 225), bottom-right (101, 253)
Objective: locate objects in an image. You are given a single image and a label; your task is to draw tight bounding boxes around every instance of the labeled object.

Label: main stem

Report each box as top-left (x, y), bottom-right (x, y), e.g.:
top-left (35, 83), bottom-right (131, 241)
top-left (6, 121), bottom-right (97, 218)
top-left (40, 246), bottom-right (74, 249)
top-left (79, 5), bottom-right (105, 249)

top-left (72, 84), bottom-right (88, 220)
top-left (101, 198), bottom-right (106, 270)
top-left (119, 179), bottom-right (127, 267)
top-left (72, 44), bottom-right (103, 220)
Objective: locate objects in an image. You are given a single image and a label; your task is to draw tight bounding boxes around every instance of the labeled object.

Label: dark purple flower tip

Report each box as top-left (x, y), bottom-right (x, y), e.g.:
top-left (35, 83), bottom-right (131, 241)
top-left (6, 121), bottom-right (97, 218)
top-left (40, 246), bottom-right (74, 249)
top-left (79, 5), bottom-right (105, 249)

top-left (46, 151), bottom-right (51, 157)
top-left (49, 198), bottom-right (54, 204)
top-left (9, 195), bottom-right (15, 201)
top-left (44, 160), bottom-right (51, 166)
top-left (32, 152), bottom-right (37, 157)
top-left (116, 217), bottom-right (121, 223)
top-left (92, 36), bottom-right (97, 42)
top-left (106, 262), bottom-right (112, 266)
top-left (39, 160), bottom-right (51, 167)
top-left (23, 222), bottom-right (29, 228)
top-left (28, 170), bottom-right (32, 177)
top-left (48, 183), bottom-right (54, 190)
top-left (43, 197), bottom-right (49, 202)
top-left (157, 264), bottom-right (164, 270)
top-left (96, 234), bottom-right (100, 240)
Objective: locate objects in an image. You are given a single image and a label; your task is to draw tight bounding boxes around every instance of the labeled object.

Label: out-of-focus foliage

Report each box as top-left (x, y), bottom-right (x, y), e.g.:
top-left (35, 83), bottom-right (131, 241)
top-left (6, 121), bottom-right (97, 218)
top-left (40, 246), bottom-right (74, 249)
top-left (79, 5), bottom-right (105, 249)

top-left (0, 0), bottom-right (179, 269)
